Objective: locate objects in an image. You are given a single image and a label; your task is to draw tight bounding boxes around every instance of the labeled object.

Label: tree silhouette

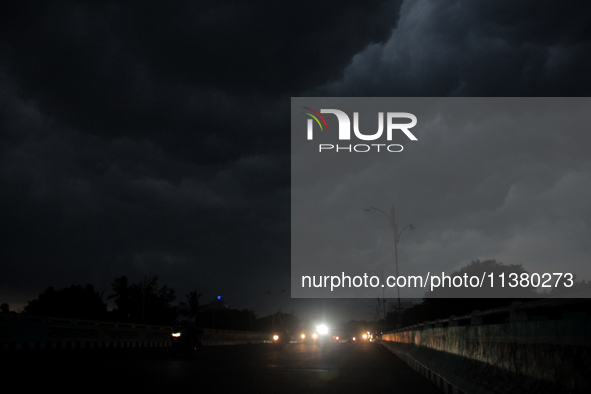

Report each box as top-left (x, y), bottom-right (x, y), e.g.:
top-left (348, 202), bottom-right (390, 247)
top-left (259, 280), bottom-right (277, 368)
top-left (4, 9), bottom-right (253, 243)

top-left (108, 275), bottom-right (177, 324)
top-left (24, 284), bottom-right (107, 320)
top-left (108, 275), bottom-right (132, 320)
top-left (178, 290), bottom-right (203, 323)
top-left (185, 291), bottom-right (202, 317)
top-left (388, 259), bottom-right (542, 326)
top-left (548, 277), bottom-right (591, 298)
top-left (423, 259), bottom-right (537, 300)
top-left (18, 276), bottom-right (310, 331)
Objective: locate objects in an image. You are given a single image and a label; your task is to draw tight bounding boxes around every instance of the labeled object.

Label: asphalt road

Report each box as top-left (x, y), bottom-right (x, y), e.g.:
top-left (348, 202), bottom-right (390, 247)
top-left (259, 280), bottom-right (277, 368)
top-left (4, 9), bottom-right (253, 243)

top-left (5, 342), bottom-right (442, 393)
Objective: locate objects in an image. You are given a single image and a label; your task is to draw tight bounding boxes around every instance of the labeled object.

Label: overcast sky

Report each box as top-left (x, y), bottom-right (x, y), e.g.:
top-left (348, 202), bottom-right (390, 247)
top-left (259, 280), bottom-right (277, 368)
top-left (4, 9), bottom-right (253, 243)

top-left (291, 97), bottom-right (591, 301)
top-left (1, 1), bottom-right (590, 322)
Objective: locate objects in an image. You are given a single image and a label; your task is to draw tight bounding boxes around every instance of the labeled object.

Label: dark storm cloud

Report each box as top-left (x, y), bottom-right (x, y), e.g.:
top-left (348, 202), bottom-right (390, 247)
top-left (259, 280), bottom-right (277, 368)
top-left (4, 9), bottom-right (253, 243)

top-left (0, 87), bottom-right (290, 299)
top-left (0, 1), bottom-right (403, 312)
top-left (0, 1), bottom-right (402, 153)
top-left (319, 0), bottom-right (591, 96)
top-left (1, 0), bottom-right (590, 316)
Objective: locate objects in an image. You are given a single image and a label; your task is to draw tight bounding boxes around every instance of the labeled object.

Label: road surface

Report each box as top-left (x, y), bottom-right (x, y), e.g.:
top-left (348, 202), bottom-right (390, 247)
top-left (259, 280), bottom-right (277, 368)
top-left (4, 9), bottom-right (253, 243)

top-left (6, 342), bottom-right (441, 393)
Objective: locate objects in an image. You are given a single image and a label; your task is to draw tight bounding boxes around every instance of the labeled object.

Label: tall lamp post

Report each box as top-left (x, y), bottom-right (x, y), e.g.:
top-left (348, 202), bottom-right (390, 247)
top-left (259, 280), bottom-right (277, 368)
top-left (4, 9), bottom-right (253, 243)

top-left (366, 269), bottom-right (386, 321)
top-left (267, 290), bottom-right (285, 330)
top-left (364, 205), bottom-right (415, 327)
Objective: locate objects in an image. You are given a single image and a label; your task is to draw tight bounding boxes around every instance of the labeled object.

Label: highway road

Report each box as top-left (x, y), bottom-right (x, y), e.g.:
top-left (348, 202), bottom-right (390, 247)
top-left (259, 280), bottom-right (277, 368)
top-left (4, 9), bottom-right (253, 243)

top-left (5, 342), bottom-right (442, 393)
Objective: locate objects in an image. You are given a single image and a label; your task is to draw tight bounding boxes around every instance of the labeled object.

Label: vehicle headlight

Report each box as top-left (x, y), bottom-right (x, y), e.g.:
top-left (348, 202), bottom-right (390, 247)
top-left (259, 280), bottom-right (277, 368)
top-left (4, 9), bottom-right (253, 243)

top-left (273, 334), bottom-right (279, 341)
top-left (172, 332), bottom-right (182, 338)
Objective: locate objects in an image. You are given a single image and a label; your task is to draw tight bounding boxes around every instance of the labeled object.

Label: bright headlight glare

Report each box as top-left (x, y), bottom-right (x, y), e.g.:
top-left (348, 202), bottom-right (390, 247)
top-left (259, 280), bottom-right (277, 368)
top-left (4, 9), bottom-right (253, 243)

top-left (172, 332), bottom-right (181, 338)
top-left (317, 324), bottom-right (328, 335)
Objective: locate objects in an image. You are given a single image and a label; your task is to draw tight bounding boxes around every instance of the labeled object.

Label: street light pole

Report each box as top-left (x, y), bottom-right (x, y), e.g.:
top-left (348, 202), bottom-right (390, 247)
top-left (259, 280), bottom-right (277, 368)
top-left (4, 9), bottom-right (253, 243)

top-left (267, 290), bottom-right (285, 330)
top-left (366, 269), bottom-right (386, 321)
top-left (364, 205), bottom-right (415, 327)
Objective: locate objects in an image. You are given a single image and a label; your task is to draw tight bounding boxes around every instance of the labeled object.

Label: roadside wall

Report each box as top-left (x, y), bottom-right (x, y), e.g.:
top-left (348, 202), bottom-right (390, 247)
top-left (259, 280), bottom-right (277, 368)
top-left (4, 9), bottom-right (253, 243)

top-left (381, 299), bottom-right (591, 393)
top-left (0, 314), bottom-right (267, 350)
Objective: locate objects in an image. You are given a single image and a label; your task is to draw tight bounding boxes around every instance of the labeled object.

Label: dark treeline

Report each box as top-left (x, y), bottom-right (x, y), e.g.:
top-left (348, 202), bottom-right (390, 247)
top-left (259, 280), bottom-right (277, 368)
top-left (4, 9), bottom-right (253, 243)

top-left (8, 275), bottom-right (300, 333)
top-left (381, 259), bottom-right (591, 329)
top-left (5, 260), bottom-right (589, 333)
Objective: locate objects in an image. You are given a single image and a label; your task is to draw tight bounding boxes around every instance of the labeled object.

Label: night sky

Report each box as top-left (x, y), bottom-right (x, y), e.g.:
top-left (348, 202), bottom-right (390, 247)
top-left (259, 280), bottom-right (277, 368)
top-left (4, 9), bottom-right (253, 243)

top-left (1, 1), bottom-right (590, 322)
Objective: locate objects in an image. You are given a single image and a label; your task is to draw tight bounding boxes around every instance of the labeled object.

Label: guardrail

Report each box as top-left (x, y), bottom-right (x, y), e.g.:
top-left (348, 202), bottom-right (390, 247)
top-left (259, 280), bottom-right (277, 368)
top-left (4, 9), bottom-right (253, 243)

top-left (0, 314), bottom-right (268, 351)
top-left (0, 315), bottom-right (172, 350)
top-left (386, 298), bottom-right (591, 332)
top-left (380, 298), bottom-right (591, 394)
